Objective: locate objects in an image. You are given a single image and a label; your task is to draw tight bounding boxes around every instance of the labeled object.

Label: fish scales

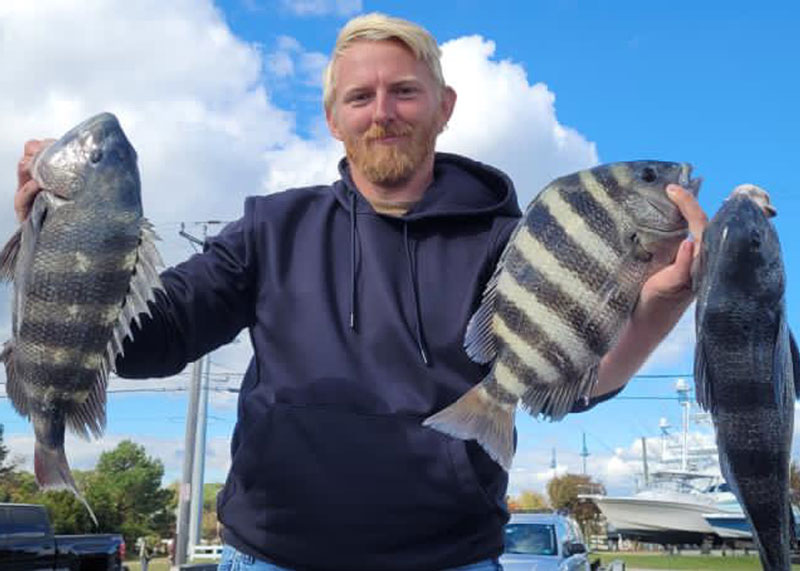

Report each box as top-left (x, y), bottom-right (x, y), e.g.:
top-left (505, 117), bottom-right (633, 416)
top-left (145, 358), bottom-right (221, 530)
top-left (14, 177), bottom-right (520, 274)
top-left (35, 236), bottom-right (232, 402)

top-left (693, 185), bottom-right (799, 571)
top-left (0, 113), bottom-right (163, 524)
top-left (426, 161), bottom-right (699, 470)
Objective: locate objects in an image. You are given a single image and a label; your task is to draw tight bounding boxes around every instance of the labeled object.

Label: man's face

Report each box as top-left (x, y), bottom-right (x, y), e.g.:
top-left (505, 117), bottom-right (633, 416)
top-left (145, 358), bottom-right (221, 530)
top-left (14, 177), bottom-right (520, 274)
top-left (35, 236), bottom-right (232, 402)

top-left (326, 39), bottom-right (455, 188)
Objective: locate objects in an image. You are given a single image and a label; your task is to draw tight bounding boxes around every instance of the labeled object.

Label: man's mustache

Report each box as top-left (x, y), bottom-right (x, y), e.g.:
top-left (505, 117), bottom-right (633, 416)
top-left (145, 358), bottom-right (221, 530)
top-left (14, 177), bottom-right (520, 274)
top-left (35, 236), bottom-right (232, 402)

top-left (364, 122), bottom-right (414, 141)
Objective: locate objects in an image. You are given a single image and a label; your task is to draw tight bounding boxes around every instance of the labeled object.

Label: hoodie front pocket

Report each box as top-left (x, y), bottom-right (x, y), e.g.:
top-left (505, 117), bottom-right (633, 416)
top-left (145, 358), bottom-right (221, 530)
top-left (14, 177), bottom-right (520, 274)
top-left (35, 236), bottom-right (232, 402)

top-left (218, 402), bottom-right (498, 537)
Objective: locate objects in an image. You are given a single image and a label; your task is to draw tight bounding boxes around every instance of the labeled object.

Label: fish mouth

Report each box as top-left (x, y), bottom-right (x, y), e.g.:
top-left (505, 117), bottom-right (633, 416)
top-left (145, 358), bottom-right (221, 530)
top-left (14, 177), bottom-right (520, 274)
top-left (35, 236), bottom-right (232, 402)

top-left (678, 163), bottom-right (702, 197)
top-left (636, 163), bottom-right (702, 239)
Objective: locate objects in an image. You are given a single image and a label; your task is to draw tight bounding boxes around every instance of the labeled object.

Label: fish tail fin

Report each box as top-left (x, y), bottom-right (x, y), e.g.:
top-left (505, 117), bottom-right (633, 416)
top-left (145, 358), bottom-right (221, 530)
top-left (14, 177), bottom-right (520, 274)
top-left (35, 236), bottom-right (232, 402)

top-left (423, 374), bottom-right (517, 471)
top-left (32, 413), bottom-right (98, 527)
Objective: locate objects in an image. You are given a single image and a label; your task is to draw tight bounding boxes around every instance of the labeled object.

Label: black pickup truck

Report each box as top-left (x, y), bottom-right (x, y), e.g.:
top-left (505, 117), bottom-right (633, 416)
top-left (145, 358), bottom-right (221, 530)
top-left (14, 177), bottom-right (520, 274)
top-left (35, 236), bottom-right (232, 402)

top-left (0, 503), bottom-right (126, 570)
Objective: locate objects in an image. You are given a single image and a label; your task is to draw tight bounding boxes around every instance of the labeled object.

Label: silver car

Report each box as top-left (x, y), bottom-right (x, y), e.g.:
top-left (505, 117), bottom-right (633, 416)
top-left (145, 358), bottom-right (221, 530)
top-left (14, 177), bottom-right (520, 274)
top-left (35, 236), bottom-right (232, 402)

top-left (500, 512), bottom-right (591, 571)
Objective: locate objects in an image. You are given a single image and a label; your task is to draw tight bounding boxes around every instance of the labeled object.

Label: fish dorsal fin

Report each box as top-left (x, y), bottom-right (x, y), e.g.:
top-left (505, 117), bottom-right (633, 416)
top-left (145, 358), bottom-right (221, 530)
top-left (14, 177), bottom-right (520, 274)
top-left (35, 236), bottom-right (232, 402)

top-left (464, 271), bottom-right (500, 363)
top-left (106, 218), bottom-right (164, 365)
top-left (773, 311), bottom-right (797, 408)
top-left (0, 229), bottom-right (21, 281)
top-left (464, 201), bottom-right (540, 363)
top-left (0, 342), bottom-right (30, 417)
top-left (65, 219), bottom-right (163, 440)
top-left (693, 337), bottom-right (715, 414)
top-left (791, 332), bottom-right (800, 399)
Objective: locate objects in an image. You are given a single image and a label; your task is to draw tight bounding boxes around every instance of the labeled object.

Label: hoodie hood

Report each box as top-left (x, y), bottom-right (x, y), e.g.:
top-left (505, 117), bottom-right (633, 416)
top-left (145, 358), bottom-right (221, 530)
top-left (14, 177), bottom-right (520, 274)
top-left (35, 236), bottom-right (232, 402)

top-left (331, 152), bottom-right (521, 220)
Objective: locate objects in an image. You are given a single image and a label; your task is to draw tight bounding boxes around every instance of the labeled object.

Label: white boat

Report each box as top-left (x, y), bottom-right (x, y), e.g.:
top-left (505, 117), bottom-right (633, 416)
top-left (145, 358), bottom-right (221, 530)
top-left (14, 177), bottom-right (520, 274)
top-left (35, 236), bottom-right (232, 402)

top-left (585, 380), bottom-right (742, 545)
top-left (587, 472), bottom-right (739, 545)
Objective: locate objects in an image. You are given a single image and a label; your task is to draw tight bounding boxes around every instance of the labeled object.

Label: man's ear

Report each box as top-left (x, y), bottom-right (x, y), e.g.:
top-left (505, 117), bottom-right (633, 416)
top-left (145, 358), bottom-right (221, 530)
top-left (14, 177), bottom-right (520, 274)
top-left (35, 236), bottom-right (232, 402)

top-left (326, 107), bottom-right (343, 141)
top-left (438, 86), bottom-right (457, 133)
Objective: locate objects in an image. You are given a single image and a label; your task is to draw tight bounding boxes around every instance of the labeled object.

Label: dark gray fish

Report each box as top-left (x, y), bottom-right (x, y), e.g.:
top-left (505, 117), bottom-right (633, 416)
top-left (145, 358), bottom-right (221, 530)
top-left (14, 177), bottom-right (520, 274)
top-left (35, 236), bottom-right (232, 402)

top-left (693, 184), bottom-right (798, 571)
top-left (0, 113), bottom-right (163, 522)
top-left (425, 161), bottom-right (701, 470)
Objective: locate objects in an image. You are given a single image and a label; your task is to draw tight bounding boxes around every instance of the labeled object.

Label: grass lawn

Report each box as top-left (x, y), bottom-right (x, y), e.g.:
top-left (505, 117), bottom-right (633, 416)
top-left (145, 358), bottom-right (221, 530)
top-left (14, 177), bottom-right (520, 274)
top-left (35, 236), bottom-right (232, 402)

top-left (597, 552), bottom-right (800, 570)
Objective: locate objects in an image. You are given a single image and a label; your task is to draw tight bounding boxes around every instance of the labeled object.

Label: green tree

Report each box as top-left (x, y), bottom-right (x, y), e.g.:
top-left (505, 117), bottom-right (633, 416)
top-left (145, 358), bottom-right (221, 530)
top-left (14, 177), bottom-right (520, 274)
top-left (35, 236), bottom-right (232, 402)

top-left (546, 473), bottom-right (605, 537)
top-left (86, 440), bottom-right (175, 547)
top-left (0, 424), bottom-right (13, 477)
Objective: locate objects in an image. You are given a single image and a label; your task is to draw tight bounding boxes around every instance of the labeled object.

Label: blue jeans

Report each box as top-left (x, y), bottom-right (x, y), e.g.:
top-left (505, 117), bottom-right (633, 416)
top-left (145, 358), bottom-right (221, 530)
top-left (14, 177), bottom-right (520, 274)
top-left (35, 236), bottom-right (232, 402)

top-left (217, 544), bottom-right (503, 570)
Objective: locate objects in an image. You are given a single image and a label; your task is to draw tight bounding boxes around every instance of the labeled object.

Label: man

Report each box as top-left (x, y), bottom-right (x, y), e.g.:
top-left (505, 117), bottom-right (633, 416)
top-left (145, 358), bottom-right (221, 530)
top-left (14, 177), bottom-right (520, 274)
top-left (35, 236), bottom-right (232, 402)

top-left (14, 13), bottom-right (706, 571)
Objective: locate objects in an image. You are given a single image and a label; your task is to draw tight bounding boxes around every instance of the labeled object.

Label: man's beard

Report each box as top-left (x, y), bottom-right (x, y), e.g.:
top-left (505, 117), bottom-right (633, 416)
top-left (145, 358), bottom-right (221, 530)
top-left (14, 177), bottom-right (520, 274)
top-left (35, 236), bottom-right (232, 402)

top-left (344, 120), bottom-right (439, 187)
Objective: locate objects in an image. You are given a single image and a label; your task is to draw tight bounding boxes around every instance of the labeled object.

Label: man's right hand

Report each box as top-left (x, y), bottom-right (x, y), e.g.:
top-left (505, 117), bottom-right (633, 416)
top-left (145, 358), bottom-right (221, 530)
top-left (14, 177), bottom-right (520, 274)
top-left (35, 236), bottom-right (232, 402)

top-left (15, 139), bottom-right (54, 223)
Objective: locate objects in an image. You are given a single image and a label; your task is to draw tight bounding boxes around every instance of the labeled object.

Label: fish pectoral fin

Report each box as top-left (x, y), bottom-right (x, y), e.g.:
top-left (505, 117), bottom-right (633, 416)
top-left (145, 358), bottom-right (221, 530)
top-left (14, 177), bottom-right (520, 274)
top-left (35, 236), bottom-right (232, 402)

top-left (693, 339), bottom-right (715, 413)
top-left (0, 228), bottom-right (22, 280)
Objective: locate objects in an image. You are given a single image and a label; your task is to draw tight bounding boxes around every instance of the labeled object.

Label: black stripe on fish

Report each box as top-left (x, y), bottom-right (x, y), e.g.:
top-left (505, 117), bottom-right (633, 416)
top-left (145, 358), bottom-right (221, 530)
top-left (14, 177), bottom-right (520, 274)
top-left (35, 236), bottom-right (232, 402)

top-left (35, 233), bottom-right (139, 257)
top-left (523, 202), bottom-right (617, 296)
top-left (712, 383), bottom-right (781, 410)
top-left (557, 184), bottom-right (624, 255)
top-left (723, 448), bottom-right (784, 479)
top-left (27, 270), bottom-right (132, 305)
top-left (494, 292), bottom-right (580, 380)
top-left (18, 319), bottom-right (112, 350)
top-left (505, 246), bottom-right (613, 356)
top-left (14, 361), bottom-right (99, 392)
top-left (590, 167), bottom-right (626, 202)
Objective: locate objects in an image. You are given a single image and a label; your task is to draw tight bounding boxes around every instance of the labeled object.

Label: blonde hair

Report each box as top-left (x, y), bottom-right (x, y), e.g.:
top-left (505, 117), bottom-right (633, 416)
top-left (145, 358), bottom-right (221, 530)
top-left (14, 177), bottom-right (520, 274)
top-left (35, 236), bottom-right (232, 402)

top-left (323, 13), bottom-right (446, 112)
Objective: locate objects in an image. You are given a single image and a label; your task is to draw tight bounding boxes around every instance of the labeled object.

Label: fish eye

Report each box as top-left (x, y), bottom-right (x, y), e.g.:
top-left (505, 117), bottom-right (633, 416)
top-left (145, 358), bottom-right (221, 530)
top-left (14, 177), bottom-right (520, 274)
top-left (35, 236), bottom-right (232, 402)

top-left (90, 149), bottom-right (103, 164)
top-left (641, 167), bottom-right (657, 183)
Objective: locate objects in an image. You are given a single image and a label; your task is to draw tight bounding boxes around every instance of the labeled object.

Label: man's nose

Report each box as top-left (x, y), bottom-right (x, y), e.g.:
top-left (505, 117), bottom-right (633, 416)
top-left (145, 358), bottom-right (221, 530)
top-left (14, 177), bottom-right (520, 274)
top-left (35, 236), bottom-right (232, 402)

top-left (373, 91), bottom-right (396, 123)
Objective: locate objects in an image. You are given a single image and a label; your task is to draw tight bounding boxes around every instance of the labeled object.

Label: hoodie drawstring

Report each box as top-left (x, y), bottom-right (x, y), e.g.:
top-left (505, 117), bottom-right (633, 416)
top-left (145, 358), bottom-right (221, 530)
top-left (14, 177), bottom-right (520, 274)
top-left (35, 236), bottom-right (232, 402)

top-left (347, 190), bottom-right (429, 366)
top-left (349, 191), bottom-right (357, 331)
top-left (404, 222), bottom-right (430, 366)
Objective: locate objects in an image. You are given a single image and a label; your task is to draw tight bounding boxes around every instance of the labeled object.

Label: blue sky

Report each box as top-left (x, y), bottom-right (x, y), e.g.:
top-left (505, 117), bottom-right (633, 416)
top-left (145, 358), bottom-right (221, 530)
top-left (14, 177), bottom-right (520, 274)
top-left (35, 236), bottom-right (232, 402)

top-left (0, 0), bottom-right (798, 496)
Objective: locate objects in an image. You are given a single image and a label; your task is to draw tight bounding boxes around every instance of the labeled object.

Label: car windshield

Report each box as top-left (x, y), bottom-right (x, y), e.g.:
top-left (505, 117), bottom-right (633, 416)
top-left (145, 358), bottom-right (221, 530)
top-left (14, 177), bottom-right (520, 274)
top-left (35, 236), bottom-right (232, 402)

top-left (504, 523), bottom-right (556, 556)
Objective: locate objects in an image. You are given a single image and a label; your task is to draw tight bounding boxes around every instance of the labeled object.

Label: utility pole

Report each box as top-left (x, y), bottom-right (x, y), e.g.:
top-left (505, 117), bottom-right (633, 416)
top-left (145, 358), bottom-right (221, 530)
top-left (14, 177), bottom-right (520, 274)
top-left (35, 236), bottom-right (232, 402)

top-left (550, 447), bottom-right (557, 471)
top-left (175, 224), bottom-right (208, 568)
top-left (189, 355), bottom-right (210, 554)
top-left (175, 358), bottom-right (203, 567)
top-left (580, 432), bottom-right (589, 475)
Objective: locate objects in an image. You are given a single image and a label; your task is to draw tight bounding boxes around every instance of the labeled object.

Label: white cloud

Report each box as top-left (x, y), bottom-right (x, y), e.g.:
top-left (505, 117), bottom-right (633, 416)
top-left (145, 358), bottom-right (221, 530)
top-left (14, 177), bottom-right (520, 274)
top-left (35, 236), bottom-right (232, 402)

top-left (639, 302), bottom-right (697, 374)
top-left (438, 36), bottom-right (599, 207)
top-left (280, 0), bottom-right (362, 17)
top-left (265, 35), bottom-right (328, 88)
top-left (4, 431), bottom-right (230, 485)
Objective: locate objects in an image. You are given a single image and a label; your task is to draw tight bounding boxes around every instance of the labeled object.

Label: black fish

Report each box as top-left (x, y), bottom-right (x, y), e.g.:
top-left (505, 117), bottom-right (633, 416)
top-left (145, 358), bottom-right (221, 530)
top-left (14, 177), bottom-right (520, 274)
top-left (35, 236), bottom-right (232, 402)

top-left (694, 184), bottom-right (799, 570)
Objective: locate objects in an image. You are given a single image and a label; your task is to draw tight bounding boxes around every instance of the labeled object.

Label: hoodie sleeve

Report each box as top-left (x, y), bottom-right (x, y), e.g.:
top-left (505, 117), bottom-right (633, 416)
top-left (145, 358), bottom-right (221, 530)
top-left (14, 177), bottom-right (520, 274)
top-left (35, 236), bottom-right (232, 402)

top-left (115, 203), bottom-right (257, 378)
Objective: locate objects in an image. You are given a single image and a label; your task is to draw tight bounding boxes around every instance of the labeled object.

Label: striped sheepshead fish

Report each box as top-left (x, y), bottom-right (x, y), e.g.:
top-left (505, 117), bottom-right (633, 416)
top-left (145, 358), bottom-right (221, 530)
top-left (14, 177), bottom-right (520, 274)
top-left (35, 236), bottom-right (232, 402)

top-left (424, 161), bottom-right (700, 470)
top-left (0, 113), bottom-right (163, 523)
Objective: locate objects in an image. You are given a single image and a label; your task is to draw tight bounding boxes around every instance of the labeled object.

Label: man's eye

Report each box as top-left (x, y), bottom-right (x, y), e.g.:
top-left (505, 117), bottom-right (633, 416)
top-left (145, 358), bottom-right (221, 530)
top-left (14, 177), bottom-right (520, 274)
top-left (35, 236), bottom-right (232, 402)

top-left (396, 87), bottom-right (418, 98)
top-left (347, 93), bottom-right (371, 104)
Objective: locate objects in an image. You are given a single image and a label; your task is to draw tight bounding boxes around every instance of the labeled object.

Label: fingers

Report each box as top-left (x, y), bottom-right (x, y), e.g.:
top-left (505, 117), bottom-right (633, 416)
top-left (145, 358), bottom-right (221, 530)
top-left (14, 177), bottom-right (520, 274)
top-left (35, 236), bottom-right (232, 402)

top-left (15, 180), bottom-right (40, 223)
top-left (15, 139), bottom-right (54, 223)
top-left (667, 184), bottom-right (708, 250)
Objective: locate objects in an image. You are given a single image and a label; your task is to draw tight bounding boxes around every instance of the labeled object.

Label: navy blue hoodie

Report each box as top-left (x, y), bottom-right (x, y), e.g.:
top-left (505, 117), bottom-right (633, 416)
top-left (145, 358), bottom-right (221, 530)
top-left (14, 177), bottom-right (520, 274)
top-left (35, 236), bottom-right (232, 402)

top-left (117, 153), bottom-right (609, 570)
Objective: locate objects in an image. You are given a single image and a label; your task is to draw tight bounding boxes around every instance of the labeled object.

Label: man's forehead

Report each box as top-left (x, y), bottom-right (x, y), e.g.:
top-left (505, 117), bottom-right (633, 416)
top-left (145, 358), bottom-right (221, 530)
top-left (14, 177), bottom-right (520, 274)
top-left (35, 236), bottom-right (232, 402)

top-left (334, 39), bottom-right (431, 85)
